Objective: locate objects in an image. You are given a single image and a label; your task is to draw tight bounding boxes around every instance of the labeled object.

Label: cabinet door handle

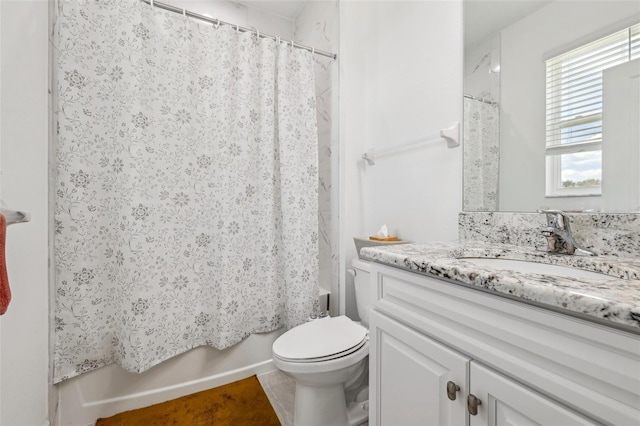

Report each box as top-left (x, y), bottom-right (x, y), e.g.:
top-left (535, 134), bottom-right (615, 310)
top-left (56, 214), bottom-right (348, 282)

top-left (446, 381), bottom-right (460, 400)
top-left (467, 394), bottom-right (482, 415)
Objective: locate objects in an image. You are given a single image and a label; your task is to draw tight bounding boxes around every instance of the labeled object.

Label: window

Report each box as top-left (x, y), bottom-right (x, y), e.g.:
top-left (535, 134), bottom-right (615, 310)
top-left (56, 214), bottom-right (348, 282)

top-left (545, 23), bottom-right (640, 197)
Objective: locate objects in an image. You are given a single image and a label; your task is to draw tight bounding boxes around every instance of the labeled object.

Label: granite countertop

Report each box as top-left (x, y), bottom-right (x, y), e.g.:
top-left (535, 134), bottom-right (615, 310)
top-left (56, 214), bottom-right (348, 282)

top-left (359, 241), bottom-right (640, 332)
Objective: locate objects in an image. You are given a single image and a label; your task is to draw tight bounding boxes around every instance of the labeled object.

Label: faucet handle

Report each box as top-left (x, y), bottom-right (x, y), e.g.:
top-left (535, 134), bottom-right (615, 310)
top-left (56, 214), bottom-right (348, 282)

top-left (537, 209), bottom-right (569, 230)
top-left (537, 210), bottom-right (596, 256)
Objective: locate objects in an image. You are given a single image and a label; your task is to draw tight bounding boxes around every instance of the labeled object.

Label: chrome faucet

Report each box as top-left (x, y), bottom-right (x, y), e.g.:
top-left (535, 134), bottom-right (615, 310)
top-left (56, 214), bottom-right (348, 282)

top-left (537, 209), bottom-right (596, 256)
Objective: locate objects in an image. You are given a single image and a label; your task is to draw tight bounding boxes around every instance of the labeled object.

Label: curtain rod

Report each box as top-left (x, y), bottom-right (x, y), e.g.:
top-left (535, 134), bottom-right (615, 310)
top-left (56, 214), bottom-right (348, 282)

top-left (463, 94), bottom-right (498, 106)
top-left (139, 0), bottom-right (337, 60)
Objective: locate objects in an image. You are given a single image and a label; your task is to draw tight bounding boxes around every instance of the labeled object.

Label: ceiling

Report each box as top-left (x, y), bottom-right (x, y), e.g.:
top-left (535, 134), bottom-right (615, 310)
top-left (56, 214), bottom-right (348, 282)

top-left (232, 1), bottom-right (556, 37)
top-left (464, 0), bottom-right (553, 48)
top-left (234, 0), bottom-right (308, 20)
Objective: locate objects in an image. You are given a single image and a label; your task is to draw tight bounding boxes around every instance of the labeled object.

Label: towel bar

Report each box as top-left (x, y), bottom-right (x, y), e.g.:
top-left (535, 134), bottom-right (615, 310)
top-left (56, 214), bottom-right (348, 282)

top-left (0, 207), bottom-right (31, 225)
top-left (362, 122), bottom-right (460, 166)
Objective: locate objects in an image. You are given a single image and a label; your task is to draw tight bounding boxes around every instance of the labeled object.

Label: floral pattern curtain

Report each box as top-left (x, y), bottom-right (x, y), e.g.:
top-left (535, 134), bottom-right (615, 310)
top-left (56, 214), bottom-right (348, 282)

top-left (53, 0), bottom-right (319, 382)
top-left (463, 97), bottom-right (500, 211)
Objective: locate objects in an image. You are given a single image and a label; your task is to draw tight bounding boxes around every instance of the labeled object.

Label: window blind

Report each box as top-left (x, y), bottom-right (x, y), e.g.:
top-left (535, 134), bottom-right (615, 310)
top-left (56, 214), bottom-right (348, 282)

top-left (546, 23), bottom-right (640, 150)
top-left (632, 24), bottom-right (640, 59)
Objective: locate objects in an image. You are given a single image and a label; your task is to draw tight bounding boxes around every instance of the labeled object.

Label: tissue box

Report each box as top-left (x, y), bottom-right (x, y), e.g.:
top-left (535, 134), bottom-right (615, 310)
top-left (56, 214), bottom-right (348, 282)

top-left (353, 237), bottom-right (409, 258)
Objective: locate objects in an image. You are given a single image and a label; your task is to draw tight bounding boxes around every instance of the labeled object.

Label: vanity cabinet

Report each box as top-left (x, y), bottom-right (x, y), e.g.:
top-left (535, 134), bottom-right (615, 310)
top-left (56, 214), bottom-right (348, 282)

top-left (369, 263), bottom-right (640, 426)
top-left (371, 311), bottom-right (468, 425)
top-left (468, 360), bottom-right (596, 426)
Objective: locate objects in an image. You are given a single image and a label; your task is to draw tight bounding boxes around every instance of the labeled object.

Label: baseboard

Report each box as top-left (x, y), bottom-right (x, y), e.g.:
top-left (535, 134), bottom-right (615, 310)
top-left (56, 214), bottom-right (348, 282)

top-left (86, 359), bottom-right (276, 408)
top-left (60, 359), bottom-right (277, 426)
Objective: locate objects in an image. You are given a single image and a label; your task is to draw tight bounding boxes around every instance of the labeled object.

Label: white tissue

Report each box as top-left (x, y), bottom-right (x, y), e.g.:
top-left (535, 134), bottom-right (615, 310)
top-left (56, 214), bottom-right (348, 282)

top-left (377, 224), bottom-right (388, 238)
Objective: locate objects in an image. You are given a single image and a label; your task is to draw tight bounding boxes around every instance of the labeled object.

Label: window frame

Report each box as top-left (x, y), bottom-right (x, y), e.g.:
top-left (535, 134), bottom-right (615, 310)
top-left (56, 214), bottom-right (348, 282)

top-left (544, 23), bottom-right (640, 198)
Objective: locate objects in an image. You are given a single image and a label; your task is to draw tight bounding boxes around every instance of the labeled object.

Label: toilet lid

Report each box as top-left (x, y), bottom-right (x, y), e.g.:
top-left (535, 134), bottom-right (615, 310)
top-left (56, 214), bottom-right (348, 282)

top-left (273, 316), bottom-right (367, 361)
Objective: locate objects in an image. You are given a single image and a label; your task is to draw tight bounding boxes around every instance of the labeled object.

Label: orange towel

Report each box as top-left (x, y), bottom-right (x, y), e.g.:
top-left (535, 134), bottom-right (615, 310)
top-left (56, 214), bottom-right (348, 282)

top-left (0, 214), bottom-right (10, 315)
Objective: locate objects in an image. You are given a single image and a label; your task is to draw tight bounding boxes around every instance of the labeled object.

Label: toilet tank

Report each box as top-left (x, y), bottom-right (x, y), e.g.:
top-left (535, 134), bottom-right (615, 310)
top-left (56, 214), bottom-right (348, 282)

top-left (351, 258), bottom-right (371, 327)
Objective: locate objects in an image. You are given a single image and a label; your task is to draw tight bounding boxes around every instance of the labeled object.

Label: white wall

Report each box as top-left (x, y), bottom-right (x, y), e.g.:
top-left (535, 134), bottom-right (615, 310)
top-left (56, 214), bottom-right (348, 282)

top-left (340, 0), bottom-right (463, 316)
top-left (0, 1), bottom-right (51, 425)
top-left (499, 1), bottom-right (640, 211)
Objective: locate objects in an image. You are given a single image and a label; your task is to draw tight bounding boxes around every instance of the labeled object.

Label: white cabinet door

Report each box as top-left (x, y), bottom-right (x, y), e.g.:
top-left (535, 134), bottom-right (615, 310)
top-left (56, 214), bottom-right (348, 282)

top-left (468, 362), bottom-right (598, 426)
top-left (370, 311), bottom-right (469, 426)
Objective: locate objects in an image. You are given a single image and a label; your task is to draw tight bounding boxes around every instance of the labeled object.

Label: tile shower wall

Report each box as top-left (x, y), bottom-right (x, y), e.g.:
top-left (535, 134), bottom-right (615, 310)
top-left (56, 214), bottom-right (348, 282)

top-left (295, 1), bottom-right (339, 301)
top-left (463, 33), bottom-right (500, 103)
top-left (459, 212), bottom-right (640, 258)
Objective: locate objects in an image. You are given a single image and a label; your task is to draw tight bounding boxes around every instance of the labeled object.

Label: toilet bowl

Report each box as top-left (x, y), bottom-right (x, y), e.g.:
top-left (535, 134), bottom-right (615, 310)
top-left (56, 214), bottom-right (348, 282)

top-left (272, 259), bottom-right (371, 426)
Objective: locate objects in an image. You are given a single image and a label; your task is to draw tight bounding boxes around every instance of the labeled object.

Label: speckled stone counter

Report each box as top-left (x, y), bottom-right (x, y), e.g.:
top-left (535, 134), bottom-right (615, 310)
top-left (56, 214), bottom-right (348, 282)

top-left (360, 241), bottom-right (640, 332)
top-left (459, 212), bottom-right (640, 257)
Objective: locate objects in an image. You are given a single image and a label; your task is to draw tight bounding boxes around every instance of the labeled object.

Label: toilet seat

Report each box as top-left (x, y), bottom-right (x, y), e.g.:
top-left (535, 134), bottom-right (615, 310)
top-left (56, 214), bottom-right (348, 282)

top-left (273, 316), bottom-right (368, 363)
top-left (274, 338), bottom-right (367, 363)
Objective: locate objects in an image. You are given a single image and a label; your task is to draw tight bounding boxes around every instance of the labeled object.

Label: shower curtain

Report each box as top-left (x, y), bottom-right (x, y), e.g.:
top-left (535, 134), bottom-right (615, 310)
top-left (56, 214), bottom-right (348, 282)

top-left (53, 0), bottom-right (319, 382)
top-left (463, 97), bottom-right (500, 211)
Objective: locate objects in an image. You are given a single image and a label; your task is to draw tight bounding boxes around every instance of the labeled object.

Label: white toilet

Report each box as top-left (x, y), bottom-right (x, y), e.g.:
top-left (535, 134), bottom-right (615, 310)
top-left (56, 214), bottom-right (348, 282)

top-left (272, 258), bottom-right (371, 426)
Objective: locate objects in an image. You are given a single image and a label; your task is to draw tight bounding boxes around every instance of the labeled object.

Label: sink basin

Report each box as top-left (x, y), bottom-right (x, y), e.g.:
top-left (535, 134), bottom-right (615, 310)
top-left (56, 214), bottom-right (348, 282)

top-left (460, 258), bottom-right (611, 281)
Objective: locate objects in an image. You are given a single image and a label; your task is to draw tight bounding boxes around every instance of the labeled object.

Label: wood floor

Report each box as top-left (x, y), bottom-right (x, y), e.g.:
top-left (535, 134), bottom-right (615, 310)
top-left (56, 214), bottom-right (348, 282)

top-left (258, 370), bottom-right (296, 426)
top-left (95, 375), bottom-right (281, 426)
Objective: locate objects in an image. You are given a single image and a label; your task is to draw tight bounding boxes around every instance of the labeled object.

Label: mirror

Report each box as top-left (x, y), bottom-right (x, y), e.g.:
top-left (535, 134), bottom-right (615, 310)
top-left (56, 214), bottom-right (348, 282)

top-left (463, 0), bottom-right (640, 212)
